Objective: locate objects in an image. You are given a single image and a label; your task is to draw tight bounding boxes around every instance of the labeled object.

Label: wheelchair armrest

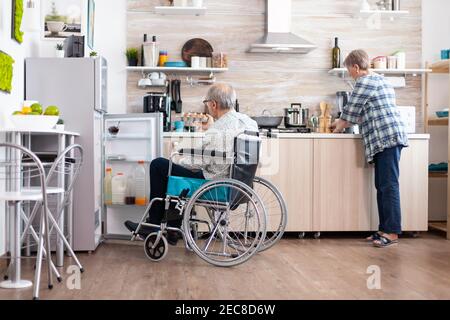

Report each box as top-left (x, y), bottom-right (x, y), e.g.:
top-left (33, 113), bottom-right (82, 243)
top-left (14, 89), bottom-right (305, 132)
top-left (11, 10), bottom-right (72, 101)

top-left (177, 148), bottom-right (231, 160)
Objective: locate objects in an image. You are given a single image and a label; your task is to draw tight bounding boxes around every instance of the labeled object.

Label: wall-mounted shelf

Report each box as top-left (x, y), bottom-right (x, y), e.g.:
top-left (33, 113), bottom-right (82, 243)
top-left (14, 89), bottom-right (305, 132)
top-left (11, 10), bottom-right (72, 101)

top-left (127, 66), bottom-right (227, 73)
top-left (329, 68), bottom-right (432, 78)
top-left (431, 60), bottom-right (450, 74)
top-left (429, 172), bottom-right (448, 178)
top-left (154, 6), bottom-right (207, 16)
top-left (428, 118), bottom-right (449, 126)
top-left (355, 10), bottom-right (409, 20)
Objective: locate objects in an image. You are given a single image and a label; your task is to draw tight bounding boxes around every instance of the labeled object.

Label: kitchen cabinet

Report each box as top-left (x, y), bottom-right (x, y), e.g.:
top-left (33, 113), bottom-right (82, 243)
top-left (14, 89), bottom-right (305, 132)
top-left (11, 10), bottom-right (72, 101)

top-left (313, 139), bottom-right (372, 231)
top-left (257, 139), bottom-right (314, 232)
top-left (163, 134), bottom-right (429, 233)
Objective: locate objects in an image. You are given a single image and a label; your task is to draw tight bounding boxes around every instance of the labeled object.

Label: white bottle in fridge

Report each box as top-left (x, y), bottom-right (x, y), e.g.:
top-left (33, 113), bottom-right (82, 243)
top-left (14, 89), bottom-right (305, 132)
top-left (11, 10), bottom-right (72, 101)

top-left (112, 173), bottom-right (127, 205)
top-left (143, 36), bottom-right (158, 67)
top-left (134, 161), bottom-right (147, 206)
top-left (104, 167), bottom-right (113, 206)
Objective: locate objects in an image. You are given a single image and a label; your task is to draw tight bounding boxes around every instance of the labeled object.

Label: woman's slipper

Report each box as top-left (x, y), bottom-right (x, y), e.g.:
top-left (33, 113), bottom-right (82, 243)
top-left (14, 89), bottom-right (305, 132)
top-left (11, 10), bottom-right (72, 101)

top-left (366, 232), bottom-right (382, 241)
top-left (373, 235), bottom-right (398, 248)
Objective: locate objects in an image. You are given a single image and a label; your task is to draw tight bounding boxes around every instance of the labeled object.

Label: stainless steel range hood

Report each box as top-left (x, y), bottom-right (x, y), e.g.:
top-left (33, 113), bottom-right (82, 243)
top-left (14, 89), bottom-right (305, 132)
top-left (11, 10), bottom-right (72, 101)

top-left (248, 0), bottom-right (316, 54)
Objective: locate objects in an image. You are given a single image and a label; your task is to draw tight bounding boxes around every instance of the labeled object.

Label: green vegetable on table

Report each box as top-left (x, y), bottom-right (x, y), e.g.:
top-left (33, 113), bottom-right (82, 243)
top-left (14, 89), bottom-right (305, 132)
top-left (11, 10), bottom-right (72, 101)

top-left (0, 51), bottom-right (15, 93)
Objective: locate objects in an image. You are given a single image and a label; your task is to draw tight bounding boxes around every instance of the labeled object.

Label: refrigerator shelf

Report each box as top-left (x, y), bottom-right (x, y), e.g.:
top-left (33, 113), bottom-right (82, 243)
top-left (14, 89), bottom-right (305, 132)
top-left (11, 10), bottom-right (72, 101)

top-left (106, 135), bottom-right (152, 141)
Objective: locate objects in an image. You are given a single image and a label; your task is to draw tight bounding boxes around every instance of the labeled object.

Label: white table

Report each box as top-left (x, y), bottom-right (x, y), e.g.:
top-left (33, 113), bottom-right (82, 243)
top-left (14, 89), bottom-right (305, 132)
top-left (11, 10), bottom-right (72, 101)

top-left (0, 129), bottom-right (79, 288)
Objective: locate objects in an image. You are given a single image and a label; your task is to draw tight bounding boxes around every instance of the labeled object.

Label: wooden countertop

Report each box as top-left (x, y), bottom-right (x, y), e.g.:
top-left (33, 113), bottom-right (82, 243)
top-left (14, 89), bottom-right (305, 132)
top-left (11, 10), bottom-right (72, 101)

top-left (163, 132), bottom-right (430, 140)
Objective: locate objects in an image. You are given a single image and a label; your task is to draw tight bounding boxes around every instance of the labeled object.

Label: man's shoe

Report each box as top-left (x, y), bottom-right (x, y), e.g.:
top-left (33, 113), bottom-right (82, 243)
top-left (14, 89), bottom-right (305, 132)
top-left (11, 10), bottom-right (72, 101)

top-left (167, 230), bottom-right (180, 246)
top-left (124, 220), bottom-right (158, 238)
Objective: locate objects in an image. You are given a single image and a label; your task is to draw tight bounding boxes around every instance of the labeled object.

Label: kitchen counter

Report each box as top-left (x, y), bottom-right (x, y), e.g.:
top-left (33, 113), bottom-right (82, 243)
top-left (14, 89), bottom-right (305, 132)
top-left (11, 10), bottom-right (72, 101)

top-left (164, 132), bottom-right (430, 140)
top-left (163, 131), bottom-right (429, 233)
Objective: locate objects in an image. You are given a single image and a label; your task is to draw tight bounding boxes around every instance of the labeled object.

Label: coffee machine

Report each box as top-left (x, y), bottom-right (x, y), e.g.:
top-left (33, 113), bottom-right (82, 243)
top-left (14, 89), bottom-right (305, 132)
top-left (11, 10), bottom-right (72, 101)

top-left (144, 92), bottom-right (171, 131)
top-left (336, 91), bottom-right (360, 134)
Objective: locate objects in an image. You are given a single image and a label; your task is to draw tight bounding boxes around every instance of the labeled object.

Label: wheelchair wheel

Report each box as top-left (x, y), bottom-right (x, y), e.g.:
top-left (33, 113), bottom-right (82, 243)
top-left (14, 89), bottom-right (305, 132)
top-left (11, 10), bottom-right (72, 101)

top-left (144, 233), bottom-right (168, 262)
top-left (252, 176), bottom-right (288, 252)
top-left (183, 179), bottom-right (267, 267)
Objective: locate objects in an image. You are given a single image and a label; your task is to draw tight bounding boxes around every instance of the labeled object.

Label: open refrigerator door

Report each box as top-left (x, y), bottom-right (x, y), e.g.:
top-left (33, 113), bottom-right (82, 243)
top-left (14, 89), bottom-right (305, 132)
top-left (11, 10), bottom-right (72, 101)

top-left (102, 113), bottom-right (163, 238)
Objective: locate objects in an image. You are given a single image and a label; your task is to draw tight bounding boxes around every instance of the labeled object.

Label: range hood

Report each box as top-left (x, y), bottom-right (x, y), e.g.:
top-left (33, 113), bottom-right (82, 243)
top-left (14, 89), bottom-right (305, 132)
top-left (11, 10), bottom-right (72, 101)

top-left (248, 0), bottom-right (316, 54)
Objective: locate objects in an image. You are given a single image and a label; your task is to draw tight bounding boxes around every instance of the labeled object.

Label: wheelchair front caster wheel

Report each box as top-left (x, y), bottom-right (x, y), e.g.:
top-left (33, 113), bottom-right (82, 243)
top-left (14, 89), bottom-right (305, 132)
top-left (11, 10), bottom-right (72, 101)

top-left (144, 233), bottom-right (168, 262)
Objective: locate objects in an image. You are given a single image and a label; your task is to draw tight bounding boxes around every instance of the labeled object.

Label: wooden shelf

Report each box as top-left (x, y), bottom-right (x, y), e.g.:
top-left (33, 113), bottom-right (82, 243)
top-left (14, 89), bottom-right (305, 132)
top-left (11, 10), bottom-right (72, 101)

top-left (429, 172), bottom-right (448, 178)
top-left (431, 60), bottom-right (450, 74)
top-left (428, 117), bottom-right (449, 126)
top-left (356, 10), bottom-right (409, 19)
top-left (154, 6), bottom-right (206, 16)
top-left (329, 68), bottom-right (431, 78)
top-left (429, 221), bottom-right (448, 233)
top-left (126, 66), bottom-right (228, 73)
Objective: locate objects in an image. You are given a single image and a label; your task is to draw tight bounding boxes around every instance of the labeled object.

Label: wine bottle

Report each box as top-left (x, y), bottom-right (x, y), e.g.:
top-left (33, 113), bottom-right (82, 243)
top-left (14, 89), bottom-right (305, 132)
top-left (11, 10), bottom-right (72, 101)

top-left (141, 34), bottom-right (147, 66)
top-left (332, 37), bottom-right (341, 69)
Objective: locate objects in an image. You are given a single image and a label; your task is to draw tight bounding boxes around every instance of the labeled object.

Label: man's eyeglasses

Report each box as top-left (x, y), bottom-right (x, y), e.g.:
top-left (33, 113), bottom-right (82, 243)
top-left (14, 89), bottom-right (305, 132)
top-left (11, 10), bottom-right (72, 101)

top-left (203, 100), bottom-right (213, 107)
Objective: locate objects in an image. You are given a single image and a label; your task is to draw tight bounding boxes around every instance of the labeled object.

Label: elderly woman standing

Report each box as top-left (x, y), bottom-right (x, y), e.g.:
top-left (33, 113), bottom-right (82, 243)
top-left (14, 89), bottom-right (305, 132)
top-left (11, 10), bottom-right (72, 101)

top-left (331, 50), bottom-right (409, 248)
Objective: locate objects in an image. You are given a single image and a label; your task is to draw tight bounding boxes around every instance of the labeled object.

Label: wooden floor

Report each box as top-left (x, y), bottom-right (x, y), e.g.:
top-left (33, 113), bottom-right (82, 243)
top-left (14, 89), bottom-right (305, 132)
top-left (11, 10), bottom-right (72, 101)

top-left (1, 232), bottom-right (450, 300)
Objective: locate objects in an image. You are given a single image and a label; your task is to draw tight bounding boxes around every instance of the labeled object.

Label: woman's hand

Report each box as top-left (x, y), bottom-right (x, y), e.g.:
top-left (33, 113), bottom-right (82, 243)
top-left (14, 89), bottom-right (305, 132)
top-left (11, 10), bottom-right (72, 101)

top-left (202, 114), bottom-right (215, 131)
top-left (330, 119), bottom-right (349, 133)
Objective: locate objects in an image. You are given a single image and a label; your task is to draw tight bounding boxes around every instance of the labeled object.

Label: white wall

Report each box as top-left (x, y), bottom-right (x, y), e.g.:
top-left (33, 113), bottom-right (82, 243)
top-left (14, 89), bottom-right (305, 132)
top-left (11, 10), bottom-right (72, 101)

top-left (0, 0), bottom-right (127, 255)
top-left (0, 0), bottom-right (31, 256)
top-left (423, 0), bottom-right (450, 220)
top-left (34, 0), bottom-right (127, 114)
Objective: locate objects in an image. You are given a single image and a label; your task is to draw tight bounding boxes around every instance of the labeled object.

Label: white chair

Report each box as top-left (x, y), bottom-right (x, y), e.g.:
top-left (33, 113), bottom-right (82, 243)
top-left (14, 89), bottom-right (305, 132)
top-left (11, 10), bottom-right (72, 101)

top-left (0, 143), bottom-right (53, 294)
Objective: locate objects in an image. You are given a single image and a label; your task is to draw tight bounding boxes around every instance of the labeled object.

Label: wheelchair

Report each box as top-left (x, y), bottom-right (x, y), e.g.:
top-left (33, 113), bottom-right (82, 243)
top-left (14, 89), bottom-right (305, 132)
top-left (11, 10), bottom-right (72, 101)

top-left (130, 131), bottom-right (287, 267)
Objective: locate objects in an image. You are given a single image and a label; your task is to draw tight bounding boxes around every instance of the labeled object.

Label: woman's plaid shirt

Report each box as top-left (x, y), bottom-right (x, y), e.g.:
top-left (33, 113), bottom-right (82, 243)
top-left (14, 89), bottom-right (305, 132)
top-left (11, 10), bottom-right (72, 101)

top-left (340, 73), bottom-right (409, 163)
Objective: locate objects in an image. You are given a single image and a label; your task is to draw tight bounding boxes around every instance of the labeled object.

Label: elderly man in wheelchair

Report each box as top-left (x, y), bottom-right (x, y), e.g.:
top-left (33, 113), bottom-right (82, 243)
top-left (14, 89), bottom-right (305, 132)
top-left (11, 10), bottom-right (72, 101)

top-left (125, 84), bottom-right (287, 267)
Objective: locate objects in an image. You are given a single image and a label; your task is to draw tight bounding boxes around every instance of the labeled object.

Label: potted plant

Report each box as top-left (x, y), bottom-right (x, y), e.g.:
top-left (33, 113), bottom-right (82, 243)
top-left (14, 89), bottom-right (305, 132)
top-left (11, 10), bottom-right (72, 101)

top-left (56, 118), bottom-right (65, 131)
top-left (126, 48), bottom-right (139, 66)
top-left (90, 51), bottom-right (98, 58)
top-left (55, 43), bottom-right (64, 58)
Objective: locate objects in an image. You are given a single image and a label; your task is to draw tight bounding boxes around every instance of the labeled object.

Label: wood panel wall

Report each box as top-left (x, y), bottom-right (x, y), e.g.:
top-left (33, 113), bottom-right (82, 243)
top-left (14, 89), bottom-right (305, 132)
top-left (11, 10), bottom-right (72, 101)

top-left (127, 0), bottom-right (423, 129)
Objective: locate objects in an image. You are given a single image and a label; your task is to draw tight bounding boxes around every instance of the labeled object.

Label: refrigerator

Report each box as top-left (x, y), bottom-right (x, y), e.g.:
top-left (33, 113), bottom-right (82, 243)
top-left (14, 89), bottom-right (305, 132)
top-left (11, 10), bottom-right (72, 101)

top-left (25, 58), bottom-right (163, 251)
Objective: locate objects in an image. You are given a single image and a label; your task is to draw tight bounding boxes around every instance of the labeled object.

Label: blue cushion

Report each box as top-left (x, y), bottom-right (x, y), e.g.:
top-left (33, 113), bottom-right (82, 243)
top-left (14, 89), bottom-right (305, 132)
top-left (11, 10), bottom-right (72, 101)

top-left (166, 176), bottom-right (229, 202)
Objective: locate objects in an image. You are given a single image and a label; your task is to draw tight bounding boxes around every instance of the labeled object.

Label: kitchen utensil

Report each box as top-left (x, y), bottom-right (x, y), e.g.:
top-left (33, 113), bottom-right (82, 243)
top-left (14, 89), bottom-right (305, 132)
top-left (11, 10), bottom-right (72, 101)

top-left (393, 51), bottom-right (406, 69)
top-left (436, 110), bottom-right (449, 118)
top-left (392, 0), bottom-right (401, 10)
top-left (176, 79), bottom-right (183, 113)
top-left (164, 61), bottom-right (188, 68)
top-left (10, 115), bottom-right (59, 131)
top-left (285, 103), bottom-right (309, 127)
top-left (191, 56), bottom-right (200, 69)
top-left (251, 110), bottom-right (284, 129)
top-left (173, 0), bottom-right (188, 6)
top-left (181, 38), bottom-right (214, 66)
top-left (200, 57), bottom-right (207, 68)
top-left (387, 56), bottom-right (397, 69)
top-left (192, 0), bottom-right (204, 7)
top-left (373, 56), bottom-right (387, 69)
top-left (138, 76), bottom-right (152, 88)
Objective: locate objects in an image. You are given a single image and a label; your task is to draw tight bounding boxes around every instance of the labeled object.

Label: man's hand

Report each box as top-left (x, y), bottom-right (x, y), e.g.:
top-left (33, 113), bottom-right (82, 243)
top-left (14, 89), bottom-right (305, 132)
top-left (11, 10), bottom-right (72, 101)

top-left (330, 119), bottom-right (349, 133)
top-left (202, 114), bottom-right (215, 131)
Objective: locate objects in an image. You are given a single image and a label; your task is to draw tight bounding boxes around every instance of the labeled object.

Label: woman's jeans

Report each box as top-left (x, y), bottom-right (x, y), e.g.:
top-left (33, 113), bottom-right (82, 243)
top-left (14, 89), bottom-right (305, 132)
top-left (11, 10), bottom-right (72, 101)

top-left (374, 146), bottom-right (403, 235)
top-left (147, 158), bottom-right (205, 227)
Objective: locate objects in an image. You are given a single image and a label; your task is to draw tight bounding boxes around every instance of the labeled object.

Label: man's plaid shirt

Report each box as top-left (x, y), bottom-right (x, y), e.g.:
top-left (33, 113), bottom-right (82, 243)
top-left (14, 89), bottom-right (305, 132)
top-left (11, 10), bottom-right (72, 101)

top-left (340, 73), bottom-right (409, 163)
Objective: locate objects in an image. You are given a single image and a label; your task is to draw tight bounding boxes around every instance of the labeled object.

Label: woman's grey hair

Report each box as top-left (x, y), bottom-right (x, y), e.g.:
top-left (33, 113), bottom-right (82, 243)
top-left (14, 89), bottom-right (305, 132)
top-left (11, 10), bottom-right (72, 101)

top-left (206, 83), bottom-right (237, 110)
top-left (344, 49), bottom-right (370, 70)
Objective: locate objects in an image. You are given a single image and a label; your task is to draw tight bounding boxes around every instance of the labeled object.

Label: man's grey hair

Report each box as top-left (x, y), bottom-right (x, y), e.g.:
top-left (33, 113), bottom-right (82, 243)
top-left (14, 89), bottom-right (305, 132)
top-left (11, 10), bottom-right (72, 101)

top-left (344, 49), bottom-right (370, 70)
top-left (206, 83), bottom-right (237, 110)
